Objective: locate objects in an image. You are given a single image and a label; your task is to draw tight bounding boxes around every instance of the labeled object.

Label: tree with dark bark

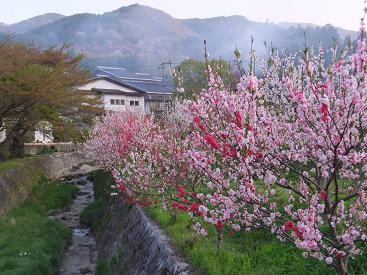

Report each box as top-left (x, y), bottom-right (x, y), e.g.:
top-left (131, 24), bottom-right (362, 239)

top-left (0, 40), bottom-right (102, 158)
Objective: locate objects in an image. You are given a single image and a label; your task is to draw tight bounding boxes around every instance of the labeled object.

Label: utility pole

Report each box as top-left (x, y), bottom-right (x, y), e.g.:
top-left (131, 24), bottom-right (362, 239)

top-left (160, 59), bottom-right (172, 116)
top-left (204, 40), bottom-right (210, 81)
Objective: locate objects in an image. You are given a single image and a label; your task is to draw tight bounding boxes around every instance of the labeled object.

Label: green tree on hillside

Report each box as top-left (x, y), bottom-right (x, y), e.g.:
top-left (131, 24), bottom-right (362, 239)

top-left (173, 59), bottom-right (237, 99)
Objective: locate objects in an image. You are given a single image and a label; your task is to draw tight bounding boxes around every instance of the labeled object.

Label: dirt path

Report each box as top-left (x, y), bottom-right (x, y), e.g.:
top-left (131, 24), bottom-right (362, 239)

top-left (50, 175), bottom-right (97, 275)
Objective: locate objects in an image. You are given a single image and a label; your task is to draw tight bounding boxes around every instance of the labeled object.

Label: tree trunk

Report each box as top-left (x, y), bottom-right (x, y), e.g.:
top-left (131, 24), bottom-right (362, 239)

top-left (8, 116), bottom-right (29, 158)
top-left (0, 138), bottom-right (11, 161)
top-left (216, 227), bottom-right (223, 250)
top-left (336, 258), bottom-right (348, 275)
top-left (9, 133), bottom-right (25, 157)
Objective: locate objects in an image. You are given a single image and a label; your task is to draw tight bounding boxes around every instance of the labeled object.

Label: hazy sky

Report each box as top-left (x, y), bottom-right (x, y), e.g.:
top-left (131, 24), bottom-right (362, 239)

top-left (1, 0), bottom-right (365, 30)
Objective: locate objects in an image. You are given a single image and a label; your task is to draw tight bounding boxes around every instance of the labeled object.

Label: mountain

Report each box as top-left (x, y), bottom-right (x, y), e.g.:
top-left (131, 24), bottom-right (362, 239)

top-left (17, 5), bottom-right (202, 70)
top-left (182, 16), bottom-right (345, 59)
top-left (1, 13), bottom-right (65, 34)
top-left (278, 21), bottom-right (358, 40)
top-left (4, 4), bottom-right (359, 72)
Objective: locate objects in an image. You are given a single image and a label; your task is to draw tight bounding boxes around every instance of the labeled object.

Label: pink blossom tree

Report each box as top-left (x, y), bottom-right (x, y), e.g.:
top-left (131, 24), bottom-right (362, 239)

top-left (249, 20), bottom-right (367, 274)
top-left (180, 20), bottom-right (367, 274)
top-left (84, 17), bottom-right (367, 275)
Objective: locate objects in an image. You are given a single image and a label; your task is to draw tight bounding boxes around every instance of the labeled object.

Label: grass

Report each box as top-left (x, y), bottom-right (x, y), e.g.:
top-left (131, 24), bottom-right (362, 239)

top-left (80, 200), bottom-right (106, 232)
top-left (0, 158), bottom-right (29, 175)
top-left (146, 207), bottom-right (367, 275)
top-left (146, 207), bottom-right (334, 275)
top-left (0, 177), bottom-right (78, 274)
top-left (80, 170), bottom-right (112, 233)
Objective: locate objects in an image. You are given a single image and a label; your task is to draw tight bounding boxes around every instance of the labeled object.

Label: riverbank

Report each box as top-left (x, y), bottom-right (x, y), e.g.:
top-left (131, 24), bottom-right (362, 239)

top-left (0, 177), bottom-right (78, 274)
top-left (84, 170), bottom-right (192, 275)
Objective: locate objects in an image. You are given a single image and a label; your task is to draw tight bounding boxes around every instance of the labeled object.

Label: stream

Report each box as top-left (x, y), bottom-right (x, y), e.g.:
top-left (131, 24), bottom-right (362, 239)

top-left (49, 175), bottom-right (97, 275)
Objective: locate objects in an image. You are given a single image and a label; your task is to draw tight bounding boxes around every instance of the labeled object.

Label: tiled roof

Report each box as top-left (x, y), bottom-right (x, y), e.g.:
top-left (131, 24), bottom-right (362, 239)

top-left (94, 66), bottom-right (174, 95)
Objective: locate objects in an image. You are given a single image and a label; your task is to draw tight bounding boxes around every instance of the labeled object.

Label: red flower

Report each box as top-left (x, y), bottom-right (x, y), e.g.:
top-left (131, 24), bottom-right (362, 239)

top-left (284, 221), bottom-right (294, 232)
top-left (172, 202), bottom-right (188, 211)
top-left (193, 116), bottom-right (206, 132)
top-left (216, 220), bottom-right (223, 231)
top-left (127, 196), bottom-right (136, 205)
top-left (118, 184), bottom-right (126, 192)
top-left (255, 151), bottom-right (263, 159)
top-left (220, 133), bottom-right (229, 140)
top-left (189, 202), bottom-right (200, 212)
top-left (193, 117), bottom-right (201, 124)
top-left (205, 134), bottom-right (220, 150)
top-left (235, 111), bottom-right (243, 128)
top-left (177, 185), bottom-right (186, 198)
top-left (320, 104), bottom-right (329, 122)
top-left (336, 251), bottom-right (345, 259)
top-left (293, 226), bottom-right (303, 238)
top-left (319, 190), bottom-right (327, 200)
top-left (284, 221), bottom-right (303, 238)
top-left (223, 143), bottom-right (237, 158)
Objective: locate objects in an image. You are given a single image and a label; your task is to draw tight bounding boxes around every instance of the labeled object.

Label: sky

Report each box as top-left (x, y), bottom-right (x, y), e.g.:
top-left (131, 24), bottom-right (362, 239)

top-left (0, 0), bottom-right (365, 30)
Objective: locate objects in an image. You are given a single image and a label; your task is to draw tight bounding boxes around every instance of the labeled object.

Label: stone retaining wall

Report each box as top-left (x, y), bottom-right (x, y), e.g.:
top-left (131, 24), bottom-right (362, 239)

top-left (96, 195), bottom-right (193, 275)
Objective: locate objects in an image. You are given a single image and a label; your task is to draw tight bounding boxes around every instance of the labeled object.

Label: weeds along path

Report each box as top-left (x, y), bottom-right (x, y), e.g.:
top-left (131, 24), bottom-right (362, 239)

top-left (50, 175), bottom-right (97, 275)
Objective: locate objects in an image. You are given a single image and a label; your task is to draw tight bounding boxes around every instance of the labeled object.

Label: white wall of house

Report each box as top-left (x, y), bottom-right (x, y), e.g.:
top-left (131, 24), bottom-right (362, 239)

top-left (80, 79), bottom-right (145, 113)
top-left (34, 121), bottom-right (54, 143)
top-left (80, 79), bottom-right (128, 91)
top-left (0, 128), bottom-right (53, 144)
top-left (34, 130), bottom-right (54, 143)
top-left (103, 94), bottom-right (144, 113)
top-left (0, 130), bottom-right (6, 143)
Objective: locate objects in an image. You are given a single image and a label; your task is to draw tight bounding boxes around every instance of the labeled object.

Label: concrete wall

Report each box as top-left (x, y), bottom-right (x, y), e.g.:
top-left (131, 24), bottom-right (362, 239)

top-left (0, 153), bottom-right (84, 215)
top-left (24, 143), bottom-right (80, 155)
top-left (96, 195), bottom-right (192, 275)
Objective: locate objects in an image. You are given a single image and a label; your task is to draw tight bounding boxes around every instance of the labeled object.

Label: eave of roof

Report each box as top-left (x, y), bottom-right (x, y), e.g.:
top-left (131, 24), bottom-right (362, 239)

top-left (91, 88), bottom-right (145, 97)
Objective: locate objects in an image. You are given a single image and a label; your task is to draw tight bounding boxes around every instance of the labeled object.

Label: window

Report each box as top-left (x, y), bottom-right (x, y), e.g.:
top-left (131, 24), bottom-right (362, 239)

top-left (130, 100), bottom-right (139, 106)
top-left (130, 100), bottom-right (134, 106)
top-left (111, 98), bottom-right (126, 105)
top-left (134, 101), bottom-right (139, 106)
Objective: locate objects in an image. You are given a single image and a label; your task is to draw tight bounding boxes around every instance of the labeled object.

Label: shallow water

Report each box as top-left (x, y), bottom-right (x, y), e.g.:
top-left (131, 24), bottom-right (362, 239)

top-left (50, 175), bottom-right (97, 275)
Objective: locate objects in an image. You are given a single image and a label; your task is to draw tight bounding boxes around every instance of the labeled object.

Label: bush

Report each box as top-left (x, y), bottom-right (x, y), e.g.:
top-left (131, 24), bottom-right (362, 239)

top-left (38, 146), bottom-right (58, 156)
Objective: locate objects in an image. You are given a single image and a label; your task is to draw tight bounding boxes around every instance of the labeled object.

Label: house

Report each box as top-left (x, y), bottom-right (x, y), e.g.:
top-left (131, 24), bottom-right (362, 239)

top-left (90, 66), bottom-right (174, 113)
top-left (34, 121), bottom-right (54, 143)
top-left (79, 76), bottom-right (146, 113)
